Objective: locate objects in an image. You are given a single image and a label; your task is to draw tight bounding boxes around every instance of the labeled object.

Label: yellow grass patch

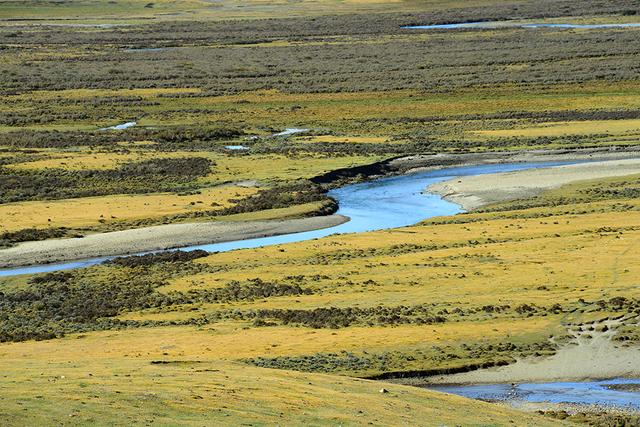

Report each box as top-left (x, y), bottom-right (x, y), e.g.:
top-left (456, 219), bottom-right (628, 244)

top-left (150, 84), bottom-right (640, 141)
top-left (1, 316), bottom-right (556, 365)
top-left (0, 186), bottom-right (257, 232)
top-left (197, 153), bottom-right (381, 184)
top-left (112, 199), bottom-right (639, 331)
top-left (7, 150), bottom-right (177, 171)
top-left (474, 119), bottom-right (640, 138)
top-left (103, 197), bottom-right (640, 378)
top-left (9, 149), bottom-right (378, 183)
top-left (0, 347), bottom-right (560, 426)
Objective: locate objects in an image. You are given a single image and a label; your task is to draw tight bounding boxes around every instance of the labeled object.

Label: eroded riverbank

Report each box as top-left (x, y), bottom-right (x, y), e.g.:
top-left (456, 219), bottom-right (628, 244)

top-left (404, 317), bottom-right (640, 386)
top-left (0, 215), bottom-right (349, 270)
top-left (395, 316), bottom-right (640, 413)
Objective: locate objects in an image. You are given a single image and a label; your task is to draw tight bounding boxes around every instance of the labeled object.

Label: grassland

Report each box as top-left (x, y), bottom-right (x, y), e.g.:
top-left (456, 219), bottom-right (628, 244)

top-left (2, 174), bottom-right (639, 361)
top-left (0, 354), bottom-right (563, 427)
top-left (0, 185), bottom-right (258, 233)
top-left (2, 0), bottom-right (640, 424)
top-left (2, 0), bottom-right (640, 242)
top-left (1, 162), bottom-right (639, 425)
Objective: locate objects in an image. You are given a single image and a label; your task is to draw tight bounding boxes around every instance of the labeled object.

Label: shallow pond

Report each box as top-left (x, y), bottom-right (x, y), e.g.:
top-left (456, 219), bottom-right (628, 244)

top-left (100, 121), bottom-right (136, 130)
top-left (0, 161), bottom-right (572, 277)
top-left (224, 145), bottom-right (250, 151)
top-left (427, 378), bottom-right (640, 410)
top-left (272, 128), bottom-right (309, 137)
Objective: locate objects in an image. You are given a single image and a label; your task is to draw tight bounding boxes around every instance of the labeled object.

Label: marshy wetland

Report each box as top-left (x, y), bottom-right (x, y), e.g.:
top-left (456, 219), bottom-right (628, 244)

top-left (2, 0), bottom-right (640, 425)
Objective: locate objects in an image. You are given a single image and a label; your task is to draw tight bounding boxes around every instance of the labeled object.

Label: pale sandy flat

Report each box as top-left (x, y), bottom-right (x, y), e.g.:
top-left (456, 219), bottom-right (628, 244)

top-left (0, 215), bottom-right (348, 268)
top-left (422, 317), bottom-right (640, 384)
top-left (428, 158), bottom-right (640, 210)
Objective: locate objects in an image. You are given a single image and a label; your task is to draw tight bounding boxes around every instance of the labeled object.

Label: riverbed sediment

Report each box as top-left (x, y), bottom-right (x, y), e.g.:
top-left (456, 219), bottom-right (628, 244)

top-left (0, 215), bottom-right (348, 269)
top-left (428, 158), bottom-right (640, 210)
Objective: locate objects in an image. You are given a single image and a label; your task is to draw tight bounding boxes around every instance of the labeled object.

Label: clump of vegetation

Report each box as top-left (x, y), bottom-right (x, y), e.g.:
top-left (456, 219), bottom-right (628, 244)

top-left (540, 410), bottom-right (640, 426)
top-left (247, 305), bottom-right (447, 329)
top-left (106, 250), bottom-right (210, 267)
top-left (0, 266), bottom-right (315, 341)
top-left (189, 278), bottom-right (313, 304)
top-left (212, 181), bottom-right (332, 216)
top-left (244, 339), bottom-right (557, 376)
top-left (0, 272), bottom-right (164, 342)
top-left (0, 227), bottom-right (78, 248)
top-left (0, 157), bottom-right (212, 203)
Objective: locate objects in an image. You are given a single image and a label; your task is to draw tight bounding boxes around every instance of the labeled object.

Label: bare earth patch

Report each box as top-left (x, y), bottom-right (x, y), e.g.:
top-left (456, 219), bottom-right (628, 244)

top-left (0, 215), bottom-right (348, 268)
top-left (428, 158), bottom-right (640, 210)
top-left (422, 316), bottom-right (640, 385)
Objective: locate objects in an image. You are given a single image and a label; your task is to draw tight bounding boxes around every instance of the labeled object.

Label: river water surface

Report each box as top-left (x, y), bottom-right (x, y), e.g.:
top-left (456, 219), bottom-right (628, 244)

top-left (428, 378), bottom-right (640, 411)
top-left (0, 161), bottom-right (570, 277)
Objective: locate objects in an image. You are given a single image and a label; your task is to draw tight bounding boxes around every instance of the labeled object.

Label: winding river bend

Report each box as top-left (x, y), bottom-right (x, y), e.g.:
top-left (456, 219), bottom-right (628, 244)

top-left (0, 161), bottom-right (571, 278)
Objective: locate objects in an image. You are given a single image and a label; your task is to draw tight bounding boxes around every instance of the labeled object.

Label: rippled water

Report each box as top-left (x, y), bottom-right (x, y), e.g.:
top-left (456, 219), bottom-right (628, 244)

top-left (428, 378), bottom-right (640, 410)
top-left (0, 161), bottom-right (573, 277)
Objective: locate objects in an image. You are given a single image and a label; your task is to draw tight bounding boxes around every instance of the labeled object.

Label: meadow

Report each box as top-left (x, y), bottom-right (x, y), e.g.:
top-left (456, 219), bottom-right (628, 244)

top-left (1, 160), bottom-right (639, 425)
top-left (2, 0), bottom-right (640, 241)
top-left (2, 0), bottom-right (640, 424)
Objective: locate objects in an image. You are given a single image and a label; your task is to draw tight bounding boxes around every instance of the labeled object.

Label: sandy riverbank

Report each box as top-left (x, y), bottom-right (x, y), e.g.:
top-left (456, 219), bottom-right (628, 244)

top-left (428, 158), bottom-right (640, 210)
top-left (398, 317), bottom-right (640, 386)
top-left (0, 215), bottom-right (348, 268)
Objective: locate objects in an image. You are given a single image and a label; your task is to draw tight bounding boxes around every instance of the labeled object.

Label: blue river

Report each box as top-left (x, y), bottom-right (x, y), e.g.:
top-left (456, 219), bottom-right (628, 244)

top-left (0, 161), bottom-right (572, 277)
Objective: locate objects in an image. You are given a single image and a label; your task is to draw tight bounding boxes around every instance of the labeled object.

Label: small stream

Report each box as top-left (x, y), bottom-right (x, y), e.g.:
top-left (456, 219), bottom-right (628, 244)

top-left (272, 128), bottom-right (309, 137)
top-left (225, 145), bottom-right (250, 151)
top-left (427, 378), bottom-right (640, 411)
top-left (100, 121), bottom-right (136, 130)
